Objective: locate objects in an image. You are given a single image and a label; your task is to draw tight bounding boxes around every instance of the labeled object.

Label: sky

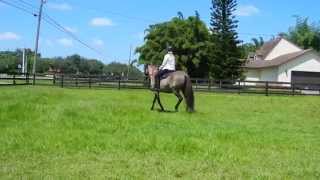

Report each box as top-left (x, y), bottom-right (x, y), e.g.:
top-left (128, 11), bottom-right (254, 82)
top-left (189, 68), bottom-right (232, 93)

top-left (0, 0), bottom-right (320, 64)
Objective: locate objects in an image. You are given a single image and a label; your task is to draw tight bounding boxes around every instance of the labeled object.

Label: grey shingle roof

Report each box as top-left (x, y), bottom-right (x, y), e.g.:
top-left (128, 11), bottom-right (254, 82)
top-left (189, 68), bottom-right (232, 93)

top-left (245, 49), bottom-right (313, 69)
top-left (255, 37), bottom-right (282, 60)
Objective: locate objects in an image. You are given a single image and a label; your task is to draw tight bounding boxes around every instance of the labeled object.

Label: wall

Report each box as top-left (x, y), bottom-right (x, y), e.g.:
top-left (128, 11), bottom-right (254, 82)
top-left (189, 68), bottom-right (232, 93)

top-left (265, 39), bottom-right (302, 60)
top-left (260, 67), bottom-right (278, 81)
top-left (245, 68), bottom-right (278, 82)
top-left (245, 69), bottom-right (260, 81)
top-left (278, 52), bottom-right (320, 82)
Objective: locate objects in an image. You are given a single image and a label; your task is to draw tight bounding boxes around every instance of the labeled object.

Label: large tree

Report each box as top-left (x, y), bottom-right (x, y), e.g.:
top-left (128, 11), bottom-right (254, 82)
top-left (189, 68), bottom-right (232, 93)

top-left (136, 12), bottom-right (213, 78)
top-left (282, 16), bottom-right (320, 51)
top-left (239, 37), bottom-right (265, 59)
top-left (210, 0), bottom-right (243, 80)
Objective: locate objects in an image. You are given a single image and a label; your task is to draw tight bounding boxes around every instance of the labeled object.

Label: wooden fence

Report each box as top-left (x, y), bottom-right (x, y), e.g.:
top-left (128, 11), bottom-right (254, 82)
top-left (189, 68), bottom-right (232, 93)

top-left (1, 73), bottom-right (320, 96)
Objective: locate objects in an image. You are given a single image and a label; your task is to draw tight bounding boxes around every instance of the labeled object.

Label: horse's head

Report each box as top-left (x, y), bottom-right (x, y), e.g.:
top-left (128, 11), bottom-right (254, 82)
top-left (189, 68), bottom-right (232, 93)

top-left (145, 64), bottom-right (158, 88)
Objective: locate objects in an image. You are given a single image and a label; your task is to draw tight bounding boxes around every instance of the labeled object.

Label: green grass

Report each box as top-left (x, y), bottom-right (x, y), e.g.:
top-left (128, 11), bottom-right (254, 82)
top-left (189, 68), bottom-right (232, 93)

top-left (0, 86), bottom-right (320, 179)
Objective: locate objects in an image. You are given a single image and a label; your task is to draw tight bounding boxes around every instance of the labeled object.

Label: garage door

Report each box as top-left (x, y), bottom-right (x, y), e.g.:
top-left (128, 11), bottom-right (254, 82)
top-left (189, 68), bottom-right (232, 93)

top-left (292, 71), bottom-right (320, 89)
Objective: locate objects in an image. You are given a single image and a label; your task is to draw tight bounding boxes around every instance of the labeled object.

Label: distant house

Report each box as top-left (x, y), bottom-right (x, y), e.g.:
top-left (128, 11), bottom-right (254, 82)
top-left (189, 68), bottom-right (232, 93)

top-left (245, 37), bottom-right (320, 85)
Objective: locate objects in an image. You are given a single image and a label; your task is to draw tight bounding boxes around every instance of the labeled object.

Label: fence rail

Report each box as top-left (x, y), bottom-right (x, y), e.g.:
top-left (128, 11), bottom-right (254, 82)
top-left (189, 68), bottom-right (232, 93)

top-left (1, 73), bottom-right (320, 96)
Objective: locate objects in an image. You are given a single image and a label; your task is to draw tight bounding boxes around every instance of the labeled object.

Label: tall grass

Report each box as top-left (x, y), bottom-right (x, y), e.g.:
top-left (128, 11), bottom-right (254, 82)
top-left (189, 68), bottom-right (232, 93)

top-left (0, 86), bottom-right (319, 179)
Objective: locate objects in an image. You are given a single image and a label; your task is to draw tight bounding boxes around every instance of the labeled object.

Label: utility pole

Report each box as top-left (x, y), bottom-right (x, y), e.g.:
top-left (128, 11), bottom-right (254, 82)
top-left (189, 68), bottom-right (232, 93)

top-left (25, 54), bottom-right (28, 74)
top-left (22, 48), bottom-right (25, 74)
top-left (32, 0), bottom-right (45, 74)
top-left (127, 45), bottom-right (132, 80)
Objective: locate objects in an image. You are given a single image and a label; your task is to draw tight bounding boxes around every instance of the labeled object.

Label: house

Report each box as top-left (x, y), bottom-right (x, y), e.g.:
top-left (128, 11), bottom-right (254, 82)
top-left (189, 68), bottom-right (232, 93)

top-left (245, 37), bottom-right (320, 86)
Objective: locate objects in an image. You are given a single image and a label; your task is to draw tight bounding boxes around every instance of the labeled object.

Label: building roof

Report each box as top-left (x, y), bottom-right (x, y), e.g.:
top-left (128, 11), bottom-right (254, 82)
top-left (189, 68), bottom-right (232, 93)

top-left (255, 37), bottom-right (282, 60)
top-left (245, 49), bottom-right (313, 69)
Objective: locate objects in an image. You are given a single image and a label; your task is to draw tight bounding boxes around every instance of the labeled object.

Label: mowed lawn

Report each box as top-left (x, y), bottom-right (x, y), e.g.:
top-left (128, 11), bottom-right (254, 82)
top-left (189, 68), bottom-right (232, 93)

top-left (0, 86), bottom-right (320, 179)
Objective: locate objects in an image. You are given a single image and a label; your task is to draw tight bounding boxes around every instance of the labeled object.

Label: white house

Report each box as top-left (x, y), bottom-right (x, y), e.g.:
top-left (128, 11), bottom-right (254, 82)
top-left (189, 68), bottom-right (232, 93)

top-left (245, 37), bottom-right (320, 85)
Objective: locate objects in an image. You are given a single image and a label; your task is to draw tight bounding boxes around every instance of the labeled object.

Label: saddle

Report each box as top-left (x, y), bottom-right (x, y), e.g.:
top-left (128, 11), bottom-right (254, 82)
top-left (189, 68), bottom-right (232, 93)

top-left (160, 70), bottom-right (175, 80)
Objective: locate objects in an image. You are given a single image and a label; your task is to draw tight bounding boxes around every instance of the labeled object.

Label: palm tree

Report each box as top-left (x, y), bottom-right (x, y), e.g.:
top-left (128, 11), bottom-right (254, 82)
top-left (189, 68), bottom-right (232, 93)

top-left (251, 37), bottom-right (264, 49)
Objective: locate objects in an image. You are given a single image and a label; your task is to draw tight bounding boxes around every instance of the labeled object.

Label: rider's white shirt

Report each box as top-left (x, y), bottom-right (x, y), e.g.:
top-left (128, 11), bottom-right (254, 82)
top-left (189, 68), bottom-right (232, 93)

top-left (159, 52), bottom-right (176, 71)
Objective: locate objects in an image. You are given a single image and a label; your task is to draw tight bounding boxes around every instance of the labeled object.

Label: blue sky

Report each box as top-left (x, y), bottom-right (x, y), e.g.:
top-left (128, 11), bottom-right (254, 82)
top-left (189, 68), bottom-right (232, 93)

top-left (0, 0), bottom-right (319, 64)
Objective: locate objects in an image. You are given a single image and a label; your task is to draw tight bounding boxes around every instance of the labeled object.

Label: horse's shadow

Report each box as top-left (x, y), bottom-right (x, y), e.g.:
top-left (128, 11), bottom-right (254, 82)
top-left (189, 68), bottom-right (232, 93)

top-left (158, 109), bottom-right (177, 113)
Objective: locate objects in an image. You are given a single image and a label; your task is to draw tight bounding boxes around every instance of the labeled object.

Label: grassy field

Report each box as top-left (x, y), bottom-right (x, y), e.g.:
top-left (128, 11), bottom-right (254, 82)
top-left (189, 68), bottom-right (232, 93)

top-left (0, 86), bottom-right (320, 179)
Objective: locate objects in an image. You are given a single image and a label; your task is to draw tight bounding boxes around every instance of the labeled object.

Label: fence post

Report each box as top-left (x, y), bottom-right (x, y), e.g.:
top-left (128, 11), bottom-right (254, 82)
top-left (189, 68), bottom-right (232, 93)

top-left (32, 74), bottom-right (36, 85)
top-left (13, 74), bottom-right (16, 85)
top-left (26, 73), bottom-right (29, 84)
top-left (219, 80), bottom-right (222, 89)
top-left (25, 73), bottom-right (28, 84)
top-left (118, 78), bottom-right (121, 90)
top-left (292, 83), bottom-right (295, 96)
top-left (208, 79), bottom-right (211, 91)
top-left (89, 76), bottom-right (92, 88)
top-left (61, 74), bottom-right (64, 88)
top-left (76, 75), bottom-right (79, 88)
top-left (238, 80), bottom-right (241, 94)
top-left (53, 74), bottom-right (56, 85)
top-left (265, 81), bottom-right (269, 96)
top-left (195, 79), bottom-right (198, 90)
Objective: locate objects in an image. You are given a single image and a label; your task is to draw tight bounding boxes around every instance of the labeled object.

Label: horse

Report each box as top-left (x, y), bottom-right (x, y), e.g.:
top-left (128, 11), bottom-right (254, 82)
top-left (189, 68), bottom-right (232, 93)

top-left (145, 64), bottom-right (195, 112)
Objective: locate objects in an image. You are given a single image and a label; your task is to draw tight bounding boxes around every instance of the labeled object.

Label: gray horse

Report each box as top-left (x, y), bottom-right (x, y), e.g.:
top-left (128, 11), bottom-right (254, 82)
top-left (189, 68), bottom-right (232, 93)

top-left (145, 64), bottom-right (194, 112)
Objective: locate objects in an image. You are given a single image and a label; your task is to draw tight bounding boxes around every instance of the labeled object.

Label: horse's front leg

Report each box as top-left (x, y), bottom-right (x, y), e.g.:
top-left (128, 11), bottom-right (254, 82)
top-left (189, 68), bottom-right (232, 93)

top-left (151, 93), bottom-right (157, 110)
top-left (156, 92), bottom-right (165, 112)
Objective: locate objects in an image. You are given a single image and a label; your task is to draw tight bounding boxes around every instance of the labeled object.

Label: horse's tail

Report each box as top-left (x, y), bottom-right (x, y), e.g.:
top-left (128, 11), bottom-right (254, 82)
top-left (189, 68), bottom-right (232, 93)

top-left (183, 75), bottom-right (195, 113)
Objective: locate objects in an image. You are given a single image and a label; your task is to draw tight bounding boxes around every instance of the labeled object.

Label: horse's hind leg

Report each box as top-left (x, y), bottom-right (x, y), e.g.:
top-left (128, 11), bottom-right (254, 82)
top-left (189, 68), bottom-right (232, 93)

top-left (174, 90), bottom-right (183, 112)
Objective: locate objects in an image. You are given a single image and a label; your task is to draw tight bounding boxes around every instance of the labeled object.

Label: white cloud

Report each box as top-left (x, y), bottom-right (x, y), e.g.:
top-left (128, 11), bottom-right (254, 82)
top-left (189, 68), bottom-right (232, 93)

top-left (48, 3), bottom-right (72, 11)
top-left (0, 32), bottom-right (20, 40)
top-left (92, 39), bottom-right (104, 47)
top-left (90, 17), bottom-right (114, 27)
top-left (57, 38), bottom-right (73, 47)
top-left (65, 26), bottom-right (78, 33)
top-left (235, 5), bottom-right (260, 17)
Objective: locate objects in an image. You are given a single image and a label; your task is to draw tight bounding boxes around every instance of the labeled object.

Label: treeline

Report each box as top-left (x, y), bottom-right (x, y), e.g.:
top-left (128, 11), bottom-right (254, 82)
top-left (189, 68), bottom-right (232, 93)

top-left (0, 50), bottom-right (143, 79)
top-left (136, 0), bottom-right (320, 79)
top-left (240, 16), bottom-right (320, 58)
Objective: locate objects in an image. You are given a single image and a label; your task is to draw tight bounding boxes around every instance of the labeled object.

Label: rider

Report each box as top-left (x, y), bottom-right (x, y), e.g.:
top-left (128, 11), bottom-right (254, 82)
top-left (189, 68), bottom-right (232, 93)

top-left (154, 46), bottom-right (176, 90)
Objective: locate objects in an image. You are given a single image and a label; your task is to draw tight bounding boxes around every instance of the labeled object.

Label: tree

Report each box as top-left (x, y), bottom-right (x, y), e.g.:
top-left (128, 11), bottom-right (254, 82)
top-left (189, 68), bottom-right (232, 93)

top-left (239, 37), bottom-right (265, 59)
top-left (252, 37), bottom-right (264, 49)
top-left (239, 43), bottom-right (256, 59)
top-left (136, 12), bottom-right (213, 78)
top-left (282, 16), bottom-right (320, 51)
top-left (210, 0), bottom-right (243, 80)
top-left (103, 62), bottom-right (143, 79)
top-left (0, 50), bottom-right (143, 76)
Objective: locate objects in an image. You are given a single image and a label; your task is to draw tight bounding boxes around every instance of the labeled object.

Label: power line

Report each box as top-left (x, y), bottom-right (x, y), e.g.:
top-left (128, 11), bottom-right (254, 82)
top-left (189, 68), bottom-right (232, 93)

top-left (12, 0), bottom-right (276, 38)
top-left (1, 0), bottom-right (104, 57)
top-left (0, 0), bottom-right (37, 16)
top-left (2, 0), bottom-right (278, 55)
top-left (42, 14), bottom-right (104, 56)
top-left (16, 0), bottom-right (37, 9)
top-left (49, 0), bottom-right (159, 23)
top-left (238, 33), bottom-right (275, 37)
